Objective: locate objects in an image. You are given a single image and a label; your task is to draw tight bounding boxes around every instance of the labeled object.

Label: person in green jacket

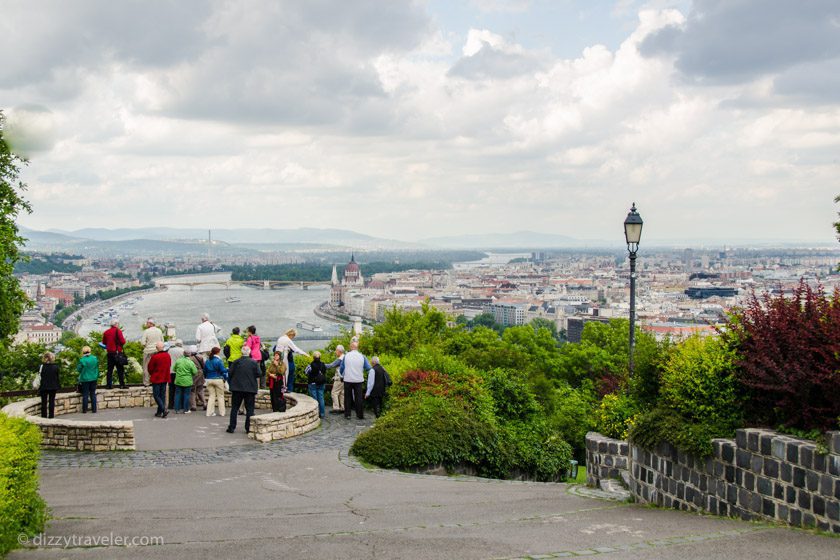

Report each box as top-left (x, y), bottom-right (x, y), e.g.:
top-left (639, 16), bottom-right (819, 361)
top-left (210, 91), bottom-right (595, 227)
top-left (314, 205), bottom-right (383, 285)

top-left (223, 327), bottom-right (245, 366)
top-left (173, 352), bottom-right (198, 414)
top-left (76, 346), bottom-right (100, 413)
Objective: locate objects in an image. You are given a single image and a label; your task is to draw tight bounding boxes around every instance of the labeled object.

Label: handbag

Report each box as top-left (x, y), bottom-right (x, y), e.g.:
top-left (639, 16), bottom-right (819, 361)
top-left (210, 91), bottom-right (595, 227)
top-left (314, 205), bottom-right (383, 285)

top-left (116, 352), bottom-right (129, 366)
top-left (32, 365), bottom-right (42, 390)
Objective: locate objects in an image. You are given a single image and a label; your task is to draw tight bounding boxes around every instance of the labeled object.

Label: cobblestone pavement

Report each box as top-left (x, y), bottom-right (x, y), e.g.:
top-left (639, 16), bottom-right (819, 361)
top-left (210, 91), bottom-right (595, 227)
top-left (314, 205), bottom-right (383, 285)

top-left (39, 413), bottom-right (371, 469)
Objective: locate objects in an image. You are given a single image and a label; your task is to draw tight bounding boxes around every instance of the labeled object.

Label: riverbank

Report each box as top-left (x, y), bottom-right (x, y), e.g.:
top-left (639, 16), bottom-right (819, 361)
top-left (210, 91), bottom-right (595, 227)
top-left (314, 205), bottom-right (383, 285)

top-left (313, 301), bottom-right (353, 326)
top-left (64, 286), bottom-right (164, 335)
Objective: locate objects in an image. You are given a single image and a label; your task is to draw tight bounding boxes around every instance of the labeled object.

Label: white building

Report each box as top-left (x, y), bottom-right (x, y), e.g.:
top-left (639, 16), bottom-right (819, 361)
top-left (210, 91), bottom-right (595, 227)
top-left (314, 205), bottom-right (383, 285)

top-left (14, 323), bottom-right (62, 346)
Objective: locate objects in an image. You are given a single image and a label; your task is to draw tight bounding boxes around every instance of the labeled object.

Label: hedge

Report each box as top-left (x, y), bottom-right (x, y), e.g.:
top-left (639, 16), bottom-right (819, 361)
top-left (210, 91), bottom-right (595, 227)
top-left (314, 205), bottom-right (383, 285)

top-left (0, 413), bottom-right (47, 555)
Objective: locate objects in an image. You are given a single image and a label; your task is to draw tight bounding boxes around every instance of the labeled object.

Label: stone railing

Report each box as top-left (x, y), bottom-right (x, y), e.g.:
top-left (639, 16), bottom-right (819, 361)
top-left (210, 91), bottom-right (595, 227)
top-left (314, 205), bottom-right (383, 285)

top-left (248, 392), bottom-right (320, 443)
top-left (585, 429), bottom-right (840, 533)
top-left (1, 387), bottom-right (320, 451)
top-left (1, 387), bottom-right (151, 451)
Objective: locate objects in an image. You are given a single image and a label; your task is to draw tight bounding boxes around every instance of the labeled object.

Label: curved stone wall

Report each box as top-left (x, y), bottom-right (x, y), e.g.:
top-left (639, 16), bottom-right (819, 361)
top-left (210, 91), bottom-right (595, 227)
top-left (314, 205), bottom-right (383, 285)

top-left (248, 392), bottom-right (321, 443)
top-left (1, 387), bottom-right (320, 451)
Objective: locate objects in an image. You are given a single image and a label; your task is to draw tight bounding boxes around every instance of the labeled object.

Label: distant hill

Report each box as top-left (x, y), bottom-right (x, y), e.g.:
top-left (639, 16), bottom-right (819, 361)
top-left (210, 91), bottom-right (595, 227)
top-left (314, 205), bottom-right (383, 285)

top-left (19, 227), bottom-right (84, 244)
top-left (19, 226), bottom-right (419, 255)
top-left (422, 230), bottom-right (599, 249)
top-left (47, 227), bottom-right (416, 249)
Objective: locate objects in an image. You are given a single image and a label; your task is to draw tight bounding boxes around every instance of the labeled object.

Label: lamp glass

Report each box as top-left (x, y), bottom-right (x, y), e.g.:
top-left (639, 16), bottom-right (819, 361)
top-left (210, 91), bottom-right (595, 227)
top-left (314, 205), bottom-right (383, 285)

top-left (624, 222), bottom-right (642, 245)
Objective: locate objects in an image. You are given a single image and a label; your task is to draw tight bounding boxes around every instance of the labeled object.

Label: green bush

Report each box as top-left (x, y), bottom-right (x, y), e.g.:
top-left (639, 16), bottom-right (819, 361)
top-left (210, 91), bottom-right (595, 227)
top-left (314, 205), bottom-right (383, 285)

top-left (659, 334), bottom-right (742, 432)
top-left (350, 394), bottom-right (572, 482)
top-left (350, 395), bottom-right (496, 472)
top-left (595, 391), bottom-right (639, 441)
top-left (627, 335), bottom-right (741, 457)
top-left (0, 413), bottom-right (47, 555)
top-left (388, 348), bottom-right (497, 425)
top-left (629, 407), bottom-right (720, 457)
top-left (548, 382), bottom-right (597, 462)
top-left (494, 419), bottom-right (573, 481)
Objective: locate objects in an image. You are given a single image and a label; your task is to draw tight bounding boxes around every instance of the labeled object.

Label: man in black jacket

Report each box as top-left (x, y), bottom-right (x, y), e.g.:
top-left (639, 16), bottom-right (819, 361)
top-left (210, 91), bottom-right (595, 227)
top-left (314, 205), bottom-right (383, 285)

top-left (226, 345), bottom-right (261, 434)
top-left (364, 356), bottom-right (391, 418)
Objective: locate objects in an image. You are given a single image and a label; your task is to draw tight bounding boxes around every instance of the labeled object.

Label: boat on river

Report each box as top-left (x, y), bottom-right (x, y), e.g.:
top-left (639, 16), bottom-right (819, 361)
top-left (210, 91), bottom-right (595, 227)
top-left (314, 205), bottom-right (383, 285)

top-left (296, 321), bottom-right (323, 332)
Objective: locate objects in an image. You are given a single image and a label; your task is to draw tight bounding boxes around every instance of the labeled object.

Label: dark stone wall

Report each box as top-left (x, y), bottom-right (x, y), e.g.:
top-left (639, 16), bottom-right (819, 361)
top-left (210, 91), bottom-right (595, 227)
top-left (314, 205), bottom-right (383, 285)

top-left (586, 429), bottom-right (840, 534)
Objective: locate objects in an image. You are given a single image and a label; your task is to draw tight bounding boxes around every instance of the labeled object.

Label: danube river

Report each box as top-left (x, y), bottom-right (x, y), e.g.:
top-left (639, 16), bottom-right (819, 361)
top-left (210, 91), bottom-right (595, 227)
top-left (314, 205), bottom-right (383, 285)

top-left (77, 273), bottom-right (339, 351)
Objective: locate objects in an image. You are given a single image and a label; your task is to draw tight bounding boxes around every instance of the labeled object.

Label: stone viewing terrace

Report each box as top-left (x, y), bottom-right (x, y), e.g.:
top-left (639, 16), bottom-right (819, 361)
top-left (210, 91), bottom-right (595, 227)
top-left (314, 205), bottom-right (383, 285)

top-left (1, 387), bottom-right (320, 451)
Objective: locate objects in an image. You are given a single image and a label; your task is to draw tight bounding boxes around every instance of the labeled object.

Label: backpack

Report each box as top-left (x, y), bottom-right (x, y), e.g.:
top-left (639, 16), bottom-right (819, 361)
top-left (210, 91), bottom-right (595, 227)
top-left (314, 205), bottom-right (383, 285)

top-left (306, 362), bottom-right (327, 385)
top-left (223, 344), bottom-right (231, 359)
top-left (261, 347), bottom-right (270, 362)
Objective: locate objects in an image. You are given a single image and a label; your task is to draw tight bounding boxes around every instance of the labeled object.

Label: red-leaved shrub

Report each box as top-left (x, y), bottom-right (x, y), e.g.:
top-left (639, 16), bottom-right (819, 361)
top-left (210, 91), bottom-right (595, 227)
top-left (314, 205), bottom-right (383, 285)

top-left (723, 280), bottom-right (840, 431)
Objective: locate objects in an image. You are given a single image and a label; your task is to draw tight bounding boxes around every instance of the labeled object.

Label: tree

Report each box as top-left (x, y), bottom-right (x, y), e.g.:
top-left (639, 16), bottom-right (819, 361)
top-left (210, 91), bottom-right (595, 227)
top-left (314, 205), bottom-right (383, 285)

top-left (835, 194), bottom-right (840, 238)
top-left (362, 302), bottom-right (450, 357)
top-left (0, 111), bottom-right (32, 343)
top-left (529, 317), bottom-right (559, 342)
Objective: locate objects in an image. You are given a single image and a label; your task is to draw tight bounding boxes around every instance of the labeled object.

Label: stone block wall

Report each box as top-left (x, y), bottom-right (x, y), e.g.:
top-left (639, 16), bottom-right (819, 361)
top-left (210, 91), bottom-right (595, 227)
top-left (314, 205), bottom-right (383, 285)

top-left (1, 387), bottom-right (310, 451)
top-left (248, 392), bottom-right (320, 443)
top-left (586, 429), bottom-right (840, 534)
top-left (585, 432), bottom-right (630, 487)
top-left (33, 419), bottom-right (134, 451)
top-left (2, 392), bottom-right (137, 451)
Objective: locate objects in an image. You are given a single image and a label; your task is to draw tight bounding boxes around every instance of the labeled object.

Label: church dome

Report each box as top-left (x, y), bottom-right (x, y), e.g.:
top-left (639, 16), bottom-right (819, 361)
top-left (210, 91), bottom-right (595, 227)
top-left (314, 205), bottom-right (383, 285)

top-left (344, 254), bottom-right (360, 274)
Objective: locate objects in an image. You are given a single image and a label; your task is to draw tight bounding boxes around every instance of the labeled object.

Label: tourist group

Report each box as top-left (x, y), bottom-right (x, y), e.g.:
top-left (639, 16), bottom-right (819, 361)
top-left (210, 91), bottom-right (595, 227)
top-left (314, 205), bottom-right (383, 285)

top-left (35, 313), bottom-right (392, 435)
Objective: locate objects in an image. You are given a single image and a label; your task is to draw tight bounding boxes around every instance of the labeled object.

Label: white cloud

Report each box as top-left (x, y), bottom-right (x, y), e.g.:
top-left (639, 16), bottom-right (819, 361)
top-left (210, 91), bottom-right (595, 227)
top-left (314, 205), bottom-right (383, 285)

top-left (2, 1), bottom-right (838, 243)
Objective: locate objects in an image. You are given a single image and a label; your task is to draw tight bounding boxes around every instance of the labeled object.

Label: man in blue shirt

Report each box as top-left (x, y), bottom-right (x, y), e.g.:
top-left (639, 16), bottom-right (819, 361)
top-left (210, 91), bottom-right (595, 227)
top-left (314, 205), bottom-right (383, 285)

top-left (339, 341), bottom-right (371, 419)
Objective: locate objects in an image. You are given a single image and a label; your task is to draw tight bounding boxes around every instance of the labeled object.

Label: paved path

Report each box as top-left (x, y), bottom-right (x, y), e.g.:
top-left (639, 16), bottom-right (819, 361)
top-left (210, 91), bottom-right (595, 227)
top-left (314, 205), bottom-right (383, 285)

top-left (59, 408), bottom-right (276, 450)
top-left (12, 416), bottom-right (838, 560)
top-left (39, 413), bottom-right (368, 468)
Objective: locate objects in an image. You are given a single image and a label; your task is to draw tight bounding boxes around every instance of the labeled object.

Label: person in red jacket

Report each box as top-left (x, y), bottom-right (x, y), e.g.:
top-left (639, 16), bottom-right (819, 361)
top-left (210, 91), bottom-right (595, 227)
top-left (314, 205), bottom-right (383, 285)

top-left (101, 319), bottom-right (127, 389)
top-left (147, 341), bottom-right (171, 418)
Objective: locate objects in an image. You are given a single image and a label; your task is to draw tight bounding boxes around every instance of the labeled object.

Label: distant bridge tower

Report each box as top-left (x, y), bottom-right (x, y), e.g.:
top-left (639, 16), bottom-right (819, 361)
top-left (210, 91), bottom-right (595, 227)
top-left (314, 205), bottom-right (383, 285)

top-left (208, 229), bottom-right (212, 260)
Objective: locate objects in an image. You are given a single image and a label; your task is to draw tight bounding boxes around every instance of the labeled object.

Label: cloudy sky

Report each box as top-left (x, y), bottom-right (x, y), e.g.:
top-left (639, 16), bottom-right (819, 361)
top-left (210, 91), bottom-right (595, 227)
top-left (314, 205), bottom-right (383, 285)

top-left (2, 0), bottom-right (839, 244)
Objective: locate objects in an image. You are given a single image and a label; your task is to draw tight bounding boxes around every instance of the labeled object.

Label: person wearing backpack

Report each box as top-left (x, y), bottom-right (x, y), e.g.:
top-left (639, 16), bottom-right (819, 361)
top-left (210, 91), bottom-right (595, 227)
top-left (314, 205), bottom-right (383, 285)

top-left (305, 351), bottom-right (328, 418)
top-left (365, 356), bottom-right (392, 418)
top-left (187, 345), bottom-right (206, 411)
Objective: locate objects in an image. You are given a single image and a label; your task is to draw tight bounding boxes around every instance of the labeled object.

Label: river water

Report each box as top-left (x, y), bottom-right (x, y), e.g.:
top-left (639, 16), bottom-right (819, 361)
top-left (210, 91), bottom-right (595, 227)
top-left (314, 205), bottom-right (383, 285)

top-left (78, 273), bottom-right (339, 351)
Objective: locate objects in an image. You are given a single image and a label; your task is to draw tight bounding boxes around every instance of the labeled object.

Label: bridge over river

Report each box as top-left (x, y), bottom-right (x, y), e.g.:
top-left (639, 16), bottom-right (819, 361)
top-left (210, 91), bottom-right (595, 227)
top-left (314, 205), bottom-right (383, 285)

top-left (155, 278), bottom-right (328, 290)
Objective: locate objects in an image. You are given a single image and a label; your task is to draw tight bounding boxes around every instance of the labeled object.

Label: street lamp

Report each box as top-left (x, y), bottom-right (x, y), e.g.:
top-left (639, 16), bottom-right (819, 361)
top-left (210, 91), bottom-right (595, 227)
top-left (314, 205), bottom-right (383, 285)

top-left (624, 202), bottom-right (643, 376)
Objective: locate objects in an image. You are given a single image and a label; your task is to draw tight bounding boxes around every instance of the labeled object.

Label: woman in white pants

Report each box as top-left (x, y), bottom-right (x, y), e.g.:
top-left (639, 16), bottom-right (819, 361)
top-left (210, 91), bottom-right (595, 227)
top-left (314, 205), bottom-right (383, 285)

top-left (203, 346), bottom-right (229, 417)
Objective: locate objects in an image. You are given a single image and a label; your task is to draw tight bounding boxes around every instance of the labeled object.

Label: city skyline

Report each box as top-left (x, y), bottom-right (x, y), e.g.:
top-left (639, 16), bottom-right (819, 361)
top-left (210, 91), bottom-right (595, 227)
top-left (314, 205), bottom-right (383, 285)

top-left (2, 1), bottom-right (840, 244)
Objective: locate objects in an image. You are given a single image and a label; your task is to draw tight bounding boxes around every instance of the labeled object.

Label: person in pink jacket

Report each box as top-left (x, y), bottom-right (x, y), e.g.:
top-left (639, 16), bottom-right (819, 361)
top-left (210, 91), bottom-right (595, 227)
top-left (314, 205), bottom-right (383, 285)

top-left (243, 325), bottom-right (264, 388)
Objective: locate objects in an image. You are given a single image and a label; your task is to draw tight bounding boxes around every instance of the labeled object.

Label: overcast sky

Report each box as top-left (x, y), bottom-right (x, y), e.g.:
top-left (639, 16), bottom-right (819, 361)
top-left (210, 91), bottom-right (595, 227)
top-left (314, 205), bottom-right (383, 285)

top-left (2, 0), bottom-right (839, 244)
